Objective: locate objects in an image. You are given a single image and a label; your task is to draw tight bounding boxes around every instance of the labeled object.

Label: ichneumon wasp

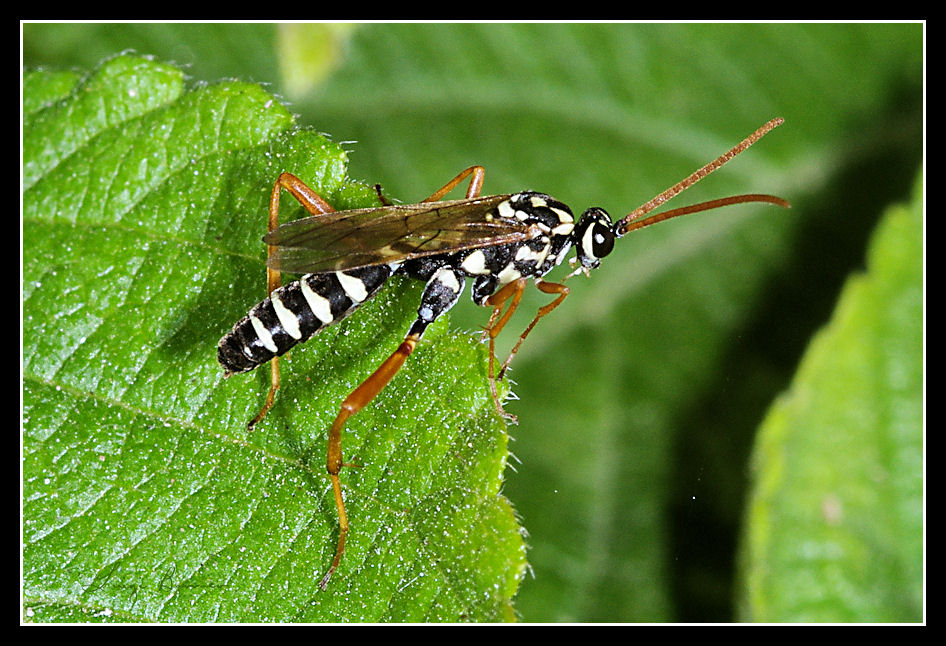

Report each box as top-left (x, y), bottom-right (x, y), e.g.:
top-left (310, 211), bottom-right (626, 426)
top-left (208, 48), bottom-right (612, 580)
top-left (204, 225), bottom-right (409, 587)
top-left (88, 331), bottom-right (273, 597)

top-left (217, 117), bottom-right (789, 588)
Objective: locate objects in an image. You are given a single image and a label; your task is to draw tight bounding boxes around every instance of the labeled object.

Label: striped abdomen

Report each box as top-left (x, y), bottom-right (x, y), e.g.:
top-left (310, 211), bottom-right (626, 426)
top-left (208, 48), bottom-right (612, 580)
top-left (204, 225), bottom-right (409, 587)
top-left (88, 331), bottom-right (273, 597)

top-left (218, 265), bottom-right (396, 375)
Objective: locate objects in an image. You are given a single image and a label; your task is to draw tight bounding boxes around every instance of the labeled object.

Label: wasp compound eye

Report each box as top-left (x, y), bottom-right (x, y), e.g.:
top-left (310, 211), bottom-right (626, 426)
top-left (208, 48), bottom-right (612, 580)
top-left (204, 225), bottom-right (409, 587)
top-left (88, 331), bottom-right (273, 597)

top-left (591, 220), bottom-right (615, 259)
top-left (574, 208), bottom-right (615, 268)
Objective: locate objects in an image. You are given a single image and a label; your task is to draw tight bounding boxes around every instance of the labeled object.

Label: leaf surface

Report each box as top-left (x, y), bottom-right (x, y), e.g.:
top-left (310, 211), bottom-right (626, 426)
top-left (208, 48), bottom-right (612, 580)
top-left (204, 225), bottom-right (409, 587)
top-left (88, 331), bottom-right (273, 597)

top-left (22, 54), bottom-right (523, 623)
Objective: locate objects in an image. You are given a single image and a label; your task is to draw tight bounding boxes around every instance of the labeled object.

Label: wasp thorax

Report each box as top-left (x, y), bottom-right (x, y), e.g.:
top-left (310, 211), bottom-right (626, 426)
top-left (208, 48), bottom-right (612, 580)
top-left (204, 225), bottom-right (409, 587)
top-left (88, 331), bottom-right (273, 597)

top-left (574, 208), bottom-right (616, 268)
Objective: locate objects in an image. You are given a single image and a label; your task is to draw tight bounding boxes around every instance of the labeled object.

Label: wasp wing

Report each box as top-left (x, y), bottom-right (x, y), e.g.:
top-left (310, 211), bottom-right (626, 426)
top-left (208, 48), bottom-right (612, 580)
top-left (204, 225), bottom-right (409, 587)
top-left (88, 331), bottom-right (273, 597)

top-left (263, 195), bottom-right (537, 274)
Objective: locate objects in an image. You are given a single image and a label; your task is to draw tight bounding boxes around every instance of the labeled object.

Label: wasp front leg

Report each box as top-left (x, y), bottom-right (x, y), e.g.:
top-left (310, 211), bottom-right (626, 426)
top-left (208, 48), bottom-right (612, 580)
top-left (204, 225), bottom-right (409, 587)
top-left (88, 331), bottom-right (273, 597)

top-left (497, 280), bottom-right (569, 379)
top-left (479, 278), bottom-right (570, 421)
top-left (480, 278), bottom-right (528, 422)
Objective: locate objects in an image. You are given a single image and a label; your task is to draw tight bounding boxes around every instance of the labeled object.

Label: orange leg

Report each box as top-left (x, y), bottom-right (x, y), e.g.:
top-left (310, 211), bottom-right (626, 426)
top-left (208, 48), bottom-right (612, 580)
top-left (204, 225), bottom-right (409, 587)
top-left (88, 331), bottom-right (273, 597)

top-left (317, 167), bottom-right (490, 587)
top-left (480, 279), bottom-right (570, 419)
top-left (248, 173), bottom-right (338, 430)
top-left (481, 278), bottom-right (528, 420)
top-left (496, 281), bottom-right (569, 379)
top-left (319, 333), bottom-right (420, 589)
top-left (374, 165), bottom-right (483, 206)
top-left (421, 165), bottom-right (485, 201)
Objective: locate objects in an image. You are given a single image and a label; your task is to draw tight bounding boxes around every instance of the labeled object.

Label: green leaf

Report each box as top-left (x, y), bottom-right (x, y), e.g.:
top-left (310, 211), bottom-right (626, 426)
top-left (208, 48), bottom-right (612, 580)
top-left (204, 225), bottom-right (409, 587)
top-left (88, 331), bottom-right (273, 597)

top-left (739, 175), bottom-right (923, 622)
top-left (23, 54), bottom-right (523, 623)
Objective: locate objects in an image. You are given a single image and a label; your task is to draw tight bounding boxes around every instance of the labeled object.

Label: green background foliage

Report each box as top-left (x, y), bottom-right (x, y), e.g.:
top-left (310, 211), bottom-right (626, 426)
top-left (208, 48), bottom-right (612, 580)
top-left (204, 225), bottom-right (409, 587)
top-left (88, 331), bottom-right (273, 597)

top-left (23, 23), bottom-right (923, 623)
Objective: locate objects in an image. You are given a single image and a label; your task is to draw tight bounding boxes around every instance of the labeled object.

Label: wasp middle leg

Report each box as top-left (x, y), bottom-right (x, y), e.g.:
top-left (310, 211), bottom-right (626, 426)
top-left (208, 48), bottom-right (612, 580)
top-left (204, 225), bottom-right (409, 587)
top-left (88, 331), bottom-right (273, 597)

top-left (247, 173), bottom-right (340, 430)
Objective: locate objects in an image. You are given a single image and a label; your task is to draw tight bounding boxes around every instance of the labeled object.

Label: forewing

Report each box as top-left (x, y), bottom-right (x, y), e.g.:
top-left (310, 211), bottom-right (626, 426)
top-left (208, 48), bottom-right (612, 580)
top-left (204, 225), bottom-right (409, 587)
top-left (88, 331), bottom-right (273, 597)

top-left (263, 195), bottom-right (534, 273)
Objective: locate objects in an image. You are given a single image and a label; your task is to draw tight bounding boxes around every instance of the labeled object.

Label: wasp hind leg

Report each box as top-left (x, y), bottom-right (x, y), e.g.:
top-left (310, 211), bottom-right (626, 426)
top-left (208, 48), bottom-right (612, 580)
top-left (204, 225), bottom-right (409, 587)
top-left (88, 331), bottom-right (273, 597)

top-left (248, 173), bottom-right (339, 430)
top-left (318, 265), bottom-right (466, 588)
top-left (319, 331), bottom-right (420, 589)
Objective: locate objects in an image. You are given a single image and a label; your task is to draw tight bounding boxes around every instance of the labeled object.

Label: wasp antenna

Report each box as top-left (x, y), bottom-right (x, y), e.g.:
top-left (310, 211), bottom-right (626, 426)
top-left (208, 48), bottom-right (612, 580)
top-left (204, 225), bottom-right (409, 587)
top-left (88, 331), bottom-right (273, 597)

top-left (618, 193), bottom-right (790, 236)
top-left (615, 118), bottom-right (784, 235)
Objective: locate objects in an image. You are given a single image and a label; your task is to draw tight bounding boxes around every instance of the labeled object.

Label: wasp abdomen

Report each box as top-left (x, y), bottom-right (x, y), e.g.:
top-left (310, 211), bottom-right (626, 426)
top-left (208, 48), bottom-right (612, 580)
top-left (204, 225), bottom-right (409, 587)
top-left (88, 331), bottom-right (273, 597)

top-left (218, 265), bottom-right (396, 374)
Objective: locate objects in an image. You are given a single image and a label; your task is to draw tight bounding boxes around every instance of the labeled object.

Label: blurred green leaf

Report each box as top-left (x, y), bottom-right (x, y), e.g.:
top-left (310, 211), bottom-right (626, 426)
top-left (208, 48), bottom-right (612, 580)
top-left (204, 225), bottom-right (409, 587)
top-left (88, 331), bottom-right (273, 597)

top-left (740, 175), bottom-right (923, 622)
top-left (22, 54), bottom-right (522, 623)
top-left (275, 24), bottom-right (357, 98)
